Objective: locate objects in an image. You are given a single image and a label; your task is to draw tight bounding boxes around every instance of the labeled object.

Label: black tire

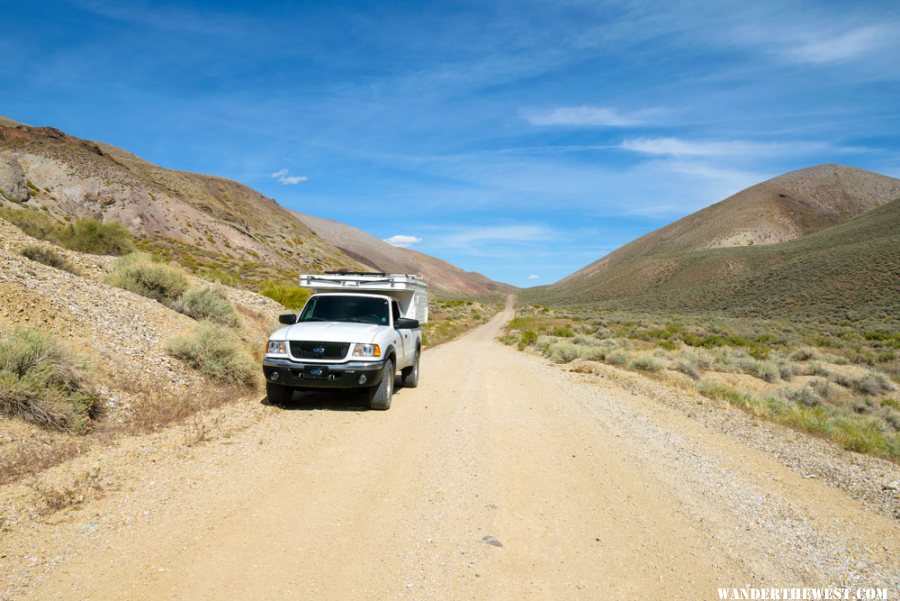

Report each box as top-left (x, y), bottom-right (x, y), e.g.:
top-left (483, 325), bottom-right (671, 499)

top-left (401, 350), bottom-right (420, 388)
top-left (368, 358), bottom-right (394, 410)
top-left (266, 382), bottom-right (293, 406)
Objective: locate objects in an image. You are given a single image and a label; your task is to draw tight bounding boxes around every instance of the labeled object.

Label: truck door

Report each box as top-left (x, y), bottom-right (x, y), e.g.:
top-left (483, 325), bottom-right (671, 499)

top-left (392, 300), bottom-right (411, 367)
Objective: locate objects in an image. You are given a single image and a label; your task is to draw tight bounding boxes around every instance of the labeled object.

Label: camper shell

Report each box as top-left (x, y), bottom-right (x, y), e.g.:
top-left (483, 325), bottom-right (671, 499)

top-left (299, 272), bottom-right (428, 323)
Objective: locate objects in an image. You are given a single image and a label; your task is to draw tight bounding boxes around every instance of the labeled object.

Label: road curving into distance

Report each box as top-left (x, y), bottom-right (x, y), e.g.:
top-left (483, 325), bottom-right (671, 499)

top-left (10, 296), bottom-right (899, 600)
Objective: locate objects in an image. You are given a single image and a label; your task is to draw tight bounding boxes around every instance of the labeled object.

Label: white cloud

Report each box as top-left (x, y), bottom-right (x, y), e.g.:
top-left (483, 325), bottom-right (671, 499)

top-left (527, 274), bottom-right (540, 280)
top-left (383, 234), bottom-right (422, 248)
top-left (521, 106), bottom-right (659, 127)
top-left (619, 137), bottom-right (841, 159)
top-left (271, 168), bottom-right (308, 185)
top-left (436, 225), bottom-right (551, 249)
top-left (788, 26), bottom-right (887, 64)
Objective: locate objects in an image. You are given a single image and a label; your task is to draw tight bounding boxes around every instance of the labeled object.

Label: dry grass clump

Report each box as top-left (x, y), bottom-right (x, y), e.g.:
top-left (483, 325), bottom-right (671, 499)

top-left (171, 285), bottom-right (239, 327)
top-left (165, 323), bottom-right (257, 387)
top-left (20, 244), bottom-right (79, 274)
top-left (0, 328), bottom-right (100, 433)
top-left (259, 280), bottom-right (311, 310)
top-left (106, 252), bottom-right (189, 304)
top-left (699, 381), bottom-right (898, 459)
top-left (57, 218), bottom-right (133, 255)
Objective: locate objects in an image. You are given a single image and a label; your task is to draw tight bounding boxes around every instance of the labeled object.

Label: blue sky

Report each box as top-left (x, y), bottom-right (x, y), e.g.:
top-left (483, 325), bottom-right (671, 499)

top-left (2, 0), bottom-right (899, 287)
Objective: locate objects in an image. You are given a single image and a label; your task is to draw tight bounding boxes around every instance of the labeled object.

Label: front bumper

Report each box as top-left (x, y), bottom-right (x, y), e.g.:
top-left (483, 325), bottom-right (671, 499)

top-left (262, 357), bottom-right (386, 390)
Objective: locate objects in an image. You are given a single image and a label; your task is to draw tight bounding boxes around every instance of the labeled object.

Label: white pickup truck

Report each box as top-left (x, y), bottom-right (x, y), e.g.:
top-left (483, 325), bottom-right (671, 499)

top-left (263, 272), bottom-right (427, 410)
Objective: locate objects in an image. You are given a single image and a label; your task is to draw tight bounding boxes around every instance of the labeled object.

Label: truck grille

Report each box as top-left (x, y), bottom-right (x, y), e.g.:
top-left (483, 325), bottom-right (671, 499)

top-left (290, 341), bottom-right (350, 360)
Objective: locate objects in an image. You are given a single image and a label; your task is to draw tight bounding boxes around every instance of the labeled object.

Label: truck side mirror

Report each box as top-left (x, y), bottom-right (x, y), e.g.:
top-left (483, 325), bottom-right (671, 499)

top-left (395, 317), bottom-right (420, 329)
top-left (279, 313), bottom-right (298, 325)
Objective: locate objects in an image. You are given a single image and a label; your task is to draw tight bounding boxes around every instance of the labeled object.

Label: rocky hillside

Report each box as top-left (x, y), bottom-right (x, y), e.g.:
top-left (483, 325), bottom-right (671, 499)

top-left (0, 120), bottom-right (368, 286)
top-left (294, 212), bottom-right (515, 297)
top-left (0, 116), bottom-right (510, 296)
top-left (0, 215), bottom-right (282, 481)
top-left (528, 165), bottom-right (900, 320)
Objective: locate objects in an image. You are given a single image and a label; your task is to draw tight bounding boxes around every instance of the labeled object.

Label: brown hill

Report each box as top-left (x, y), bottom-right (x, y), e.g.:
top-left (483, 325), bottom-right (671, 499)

top-left (0, 117), bottom-right (509, 296)
top-left (529, 165), bottom-right (900, 320)
top-left (0, 120), bottom-right (363, 284)
top-left (560, 165), bottom-right (900, 287)
top-left (293, 212), bottom-right (515, 297)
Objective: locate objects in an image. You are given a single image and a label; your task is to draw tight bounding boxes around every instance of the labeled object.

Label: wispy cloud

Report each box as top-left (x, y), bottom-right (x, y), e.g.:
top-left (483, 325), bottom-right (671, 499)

top-left (788, 26), bottom-right (888, 64)
top-left (619, 137), bottom-right (860, 159)
top-left (527, 274), bottom-right (540, 280)
top-left (521, 106), bottom-right (660, 127)
top-left (433, 225), bottom-right (552, 249)
top-left (384, 234), bottom-right (422, 248)
top-left (271, 168), bottom-right (308, 185)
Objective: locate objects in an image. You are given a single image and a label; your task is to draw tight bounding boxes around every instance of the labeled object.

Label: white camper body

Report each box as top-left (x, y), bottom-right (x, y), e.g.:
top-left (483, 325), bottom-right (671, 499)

top-left (298, 273), bottom-right (428, 324)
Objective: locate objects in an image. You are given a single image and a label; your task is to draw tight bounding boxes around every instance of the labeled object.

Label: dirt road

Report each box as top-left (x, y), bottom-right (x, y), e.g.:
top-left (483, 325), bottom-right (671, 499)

top-left (4, 299), bottom-right (898, 600)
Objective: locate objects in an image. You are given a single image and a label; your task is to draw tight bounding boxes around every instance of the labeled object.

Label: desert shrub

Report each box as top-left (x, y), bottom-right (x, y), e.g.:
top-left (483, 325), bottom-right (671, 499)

top-left (583, 346), bottom-right (608, 361)
top-left (549, 343), bottom-right (581, 364)
top-left (57, 218), bottom-right (133, 255)
top-left (606, 350), bottom-right (629, 366)
top-left (165, 323), bottom-right (257, 387)
top-left (832, 417), bottom-right (890, 455)
top-left (657, 340), bottom-right (678, 351)
top-left (20, 245), bottom-right (78, 274)
top-left (777, 361), bottom-right (796, 381)
top-left (748, 345), bottom-right (770, 360)
top-left (781, 384), bottom-right (822, 407)
top-left (519, 329), bottom-right (538, 349)
top-left (0, 205), bottom-right (61, 241)
top-left (791, 347), bottom-right (821, 361)
top-left (882, 398), bottom-right (900, 410)
top-left (551, 325), bottom-right (575, 337)
top-left (106, 253), bottom-right (189, 303)
top-left (203, 268), bottom-right (238, 286)
top-left (630, 355), bottom-right (663, 372)
top-left (259, 281), bottom-right (311, 310)
top-left (536, 336), bottom-right (557, 354)
top-left (738, 359), bottom-right (780, 383)
top-left (0, 328), bottom-right (99, 433)
top-left (172, 286), bottom-right (238, 327)
top-left (675, 360), bottom-right (702, 380)
top-left (700, 380), bottom-right (898, 459)
top-left (852, 373), bottom-right (895, 396)
top-left (810, 378), bottom-right (834, 400)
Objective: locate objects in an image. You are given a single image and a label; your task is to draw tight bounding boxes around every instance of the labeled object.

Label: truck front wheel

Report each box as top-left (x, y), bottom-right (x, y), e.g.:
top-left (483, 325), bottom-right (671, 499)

top-left (368, 359), bottom-right (394, 410)
top-left (266, 382), bottom-right (294, 406)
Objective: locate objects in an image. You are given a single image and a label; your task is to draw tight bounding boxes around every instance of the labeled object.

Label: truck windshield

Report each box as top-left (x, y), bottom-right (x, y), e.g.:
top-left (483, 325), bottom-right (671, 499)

top-left (299, 295), bottom-right (390, 325)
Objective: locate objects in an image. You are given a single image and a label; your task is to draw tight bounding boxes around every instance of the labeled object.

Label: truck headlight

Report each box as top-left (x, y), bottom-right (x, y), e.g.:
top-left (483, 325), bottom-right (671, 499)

top-left (267, 340), bottom-right (287, 354)
top-left (352, 343), bottom-right (381, 358)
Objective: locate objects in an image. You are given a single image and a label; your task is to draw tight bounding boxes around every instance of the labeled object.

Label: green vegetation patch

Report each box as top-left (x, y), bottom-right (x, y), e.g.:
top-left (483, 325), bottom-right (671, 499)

top-left (20, 245), bottom-right (79, 275)
top-left (106, 253), bottom-right (189, 304)
top-left (259, 281), bottom-right (312, 310)
top-left (165, 323), bottom-right (257, 387)
top-left (172, 286), bottom-right (239, 327)
top-left (0, 328), bottom-right (100, 433)
top-left (57, 218), bottom-right (133, 255)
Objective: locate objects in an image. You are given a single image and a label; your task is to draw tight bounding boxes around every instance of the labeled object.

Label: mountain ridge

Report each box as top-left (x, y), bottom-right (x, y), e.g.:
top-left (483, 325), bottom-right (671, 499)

top-left (0, 117), bottom-right (508, 296)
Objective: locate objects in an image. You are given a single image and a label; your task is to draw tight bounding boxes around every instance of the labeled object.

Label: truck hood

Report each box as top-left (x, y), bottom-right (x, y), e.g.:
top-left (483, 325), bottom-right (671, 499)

top-left (278, 321), bottom-right (383, 343)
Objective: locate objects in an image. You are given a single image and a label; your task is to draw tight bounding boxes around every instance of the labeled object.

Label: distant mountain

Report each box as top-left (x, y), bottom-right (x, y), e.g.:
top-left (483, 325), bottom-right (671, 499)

top-left (529, 165), bottom-right (900, 319)
top-left (294, 212), bottom-right (515, 297)
top-left (0, 117), bottom-right (509, 295)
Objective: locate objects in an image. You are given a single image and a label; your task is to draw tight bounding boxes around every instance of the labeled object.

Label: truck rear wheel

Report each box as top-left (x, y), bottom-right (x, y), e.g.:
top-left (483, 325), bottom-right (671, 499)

top-left (368, 359), bottom-right (394, 410)
top-left (401, 351), bottom-right (420, 388)
top-left (266, 382), bottom-right (293, 406)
